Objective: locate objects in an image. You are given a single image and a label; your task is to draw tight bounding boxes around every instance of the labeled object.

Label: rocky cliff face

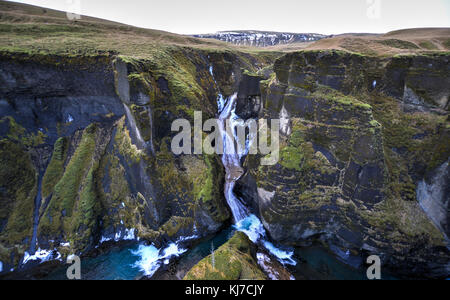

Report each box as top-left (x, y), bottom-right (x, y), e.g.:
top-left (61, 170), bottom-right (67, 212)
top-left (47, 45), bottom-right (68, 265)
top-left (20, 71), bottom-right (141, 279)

top-left (417, 160), bottom-right (449, 240)
top-left (184, 231), bottom-right (267, 280)
top-left (235, 50), bottom-right (450, 278)
top-left (0, 44), bottom-right (448, 279)
top-left (192, 31), bottom-right (327, 47)
top-left (0, 49), bottom-right (269, 272)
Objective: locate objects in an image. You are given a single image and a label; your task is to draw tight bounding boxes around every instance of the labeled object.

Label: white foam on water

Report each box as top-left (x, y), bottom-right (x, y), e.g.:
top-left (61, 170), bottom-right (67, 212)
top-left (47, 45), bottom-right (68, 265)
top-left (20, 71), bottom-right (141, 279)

top-left (177, 234), bottom-right (199, 242)
top-left (23, 248), bottom-right (62, 265)
top-left (234, 215), bottom-right (296, 266)
top-left (218, 93), bottom-right (249, 222)
top-left (131, 241), bottom-right (187, 277)
top-left (216, 93), bottom-right (297, 267)
top-left (217, 93), bottom-right (226, 114)
top-left (234, 214), bottom-right (265, 243)
top-left (100, 236), bottom-right (112, 243)
top-left (161, 242), bottom-right (187, 259)
top-left (131, 244), bottom-right (161, 276)
top-left (101, 228), bottom-right (138, 244)
top-left (262, 241), bottom-right (296, 266)
top-left (122, 228), bottom-right (136, 241)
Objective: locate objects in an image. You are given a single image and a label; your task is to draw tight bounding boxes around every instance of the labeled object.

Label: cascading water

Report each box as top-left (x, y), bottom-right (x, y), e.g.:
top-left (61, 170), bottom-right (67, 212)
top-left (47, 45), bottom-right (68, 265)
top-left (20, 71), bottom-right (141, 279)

top-left (218, 93), bottom-right (249, 222)
top-left (218, 93), bottom-right (296, 266)
top-left (30, 174), bottom-right (43, 254)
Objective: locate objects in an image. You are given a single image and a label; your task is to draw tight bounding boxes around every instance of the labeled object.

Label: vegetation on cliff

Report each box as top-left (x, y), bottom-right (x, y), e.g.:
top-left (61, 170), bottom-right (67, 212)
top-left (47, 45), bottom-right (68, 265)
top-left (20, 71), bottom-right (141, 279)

top-left (184, 232), bottom-right (266, 280)
top-left (0, 1), bottom-right (448, 279)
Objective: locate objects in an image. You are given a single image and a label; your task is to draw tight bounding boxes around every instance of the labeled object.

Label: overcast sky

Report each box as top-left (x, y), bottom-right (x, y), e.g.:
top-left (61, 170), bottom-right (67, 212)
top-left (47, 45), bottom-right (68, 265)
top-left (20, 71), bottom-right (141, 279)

top-left (8, 0), bottom-right (450, 35)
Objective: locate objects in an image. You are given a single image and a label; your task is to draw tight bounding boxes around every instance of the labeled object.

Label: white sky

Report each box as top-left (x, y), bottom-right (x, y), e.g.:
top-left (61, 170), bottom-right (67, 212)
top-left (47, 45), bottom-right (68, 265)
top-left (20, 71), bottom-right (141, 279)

top-left (7, 0), bottom-right (450, 35)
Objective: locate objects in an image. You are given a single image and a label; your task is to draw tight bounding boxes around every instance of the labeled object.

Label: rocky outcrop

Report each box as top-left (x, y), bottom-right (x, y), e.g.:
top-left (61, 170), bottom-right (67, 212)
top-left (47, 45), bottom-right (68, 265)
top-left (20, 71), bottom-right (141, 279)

top-left (274, 51), bottom-right (449, 111)
top-left (236, 50), bottom-right (450, 278)
top-left (184, 231), bottom-right (267, 280)
top-left (235, 72), bottom-right (265, 119)
top-left (417, 160), bottom-right (450, 240)
top-left (0, 48), bottom-right (268, 272)
top-left (0, 42), bottom-right (448, 280)
top-left (192, 31), bottom-right (327, 47)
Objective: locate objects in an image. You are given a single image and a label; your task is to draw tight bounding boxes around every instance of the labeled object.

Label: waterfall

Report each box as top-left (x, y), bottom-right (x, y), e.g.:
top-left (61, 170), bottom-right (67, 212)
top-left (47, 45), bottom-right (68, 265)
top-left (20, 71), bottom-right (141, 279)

top-left (218, 93), bottom-right (249, 222)
top-left (30, 173), bottom-right (43, 254)
top-left (217, 93), bottom-right (296, 266)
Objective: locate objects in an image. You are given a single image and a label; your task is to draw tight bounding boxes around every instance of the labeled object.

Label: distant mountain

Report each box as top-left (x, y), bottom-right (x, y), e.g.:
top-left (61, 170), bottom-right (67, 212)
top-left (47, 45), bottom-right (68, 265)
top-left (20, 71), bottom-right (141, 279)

top-left (191, 30), bottom-right (328, 47)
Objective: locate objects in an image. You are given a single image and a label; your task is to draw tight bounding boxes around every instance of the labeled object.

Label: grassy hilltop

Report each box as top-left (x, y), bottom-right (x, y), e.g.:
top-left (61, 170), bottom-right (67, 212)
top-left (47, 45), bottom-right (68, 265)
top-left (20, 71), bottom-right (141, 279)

top-left (1, 0), bottom-right (449, 58)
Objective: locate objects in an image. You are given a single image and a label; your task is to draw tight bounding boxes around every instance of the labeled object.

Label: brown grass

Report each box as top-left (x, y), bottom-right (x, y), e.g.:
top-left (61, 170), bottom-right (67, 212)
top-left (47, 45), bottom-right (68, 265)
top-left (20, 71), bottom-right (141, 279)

top-left (0, 1), bottom-right (448, 58)
top-left (304, 28), bottom-right (450, 56)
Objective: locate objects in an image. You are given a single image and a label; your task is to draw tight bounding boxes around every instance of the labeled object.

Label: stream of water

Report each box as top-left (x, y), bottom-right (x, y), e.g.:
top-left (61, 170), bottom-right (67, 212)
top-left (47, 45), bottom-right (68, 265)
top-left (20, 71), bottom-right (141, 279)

top-left (13, 93), bottom-right (376, 280)
top-left (218, 93), bottom-right (297, 267)
top-left (30, 174), bottom-right (43, 254)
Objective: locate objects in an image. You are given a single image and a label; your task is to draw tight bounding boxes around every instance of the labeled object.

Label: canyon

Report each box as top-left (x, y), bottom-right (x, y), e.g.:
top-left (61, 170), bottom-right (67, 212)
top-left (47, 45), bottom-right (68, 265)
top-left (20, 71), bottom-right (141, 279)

top-left (0, 1), bottom-right (449, 280)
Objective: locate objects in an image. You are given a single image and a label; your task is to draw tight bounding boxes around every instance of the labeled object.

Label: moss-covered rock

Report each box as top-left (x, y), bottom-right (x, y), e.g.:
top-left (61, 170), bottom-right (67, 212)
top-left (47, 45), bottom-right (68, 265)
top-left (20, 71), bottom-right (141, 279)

top-left (37, 124), bottom-right (103, 249)
top-left (0, 139), bottom-right (37, 266)
top-left (184, 232), bottom-right (267, 280)
top-left (41, 137), bottom-right (69, 201)
top-left (244, 49), bottom-right (450, 278)
top-left (0, 19), bottom-right (281, 272)
top-left (272, 50), bottom-right (449, 111)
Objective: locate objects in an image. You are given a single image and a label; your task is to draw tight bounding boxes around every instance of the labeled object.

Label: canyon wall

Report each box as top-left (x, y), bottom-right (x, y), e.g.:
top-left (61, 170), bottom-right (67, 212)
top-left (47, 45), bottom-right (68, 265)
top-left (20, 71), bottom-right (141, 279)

top-left (0, 49), bottom-right (267, 271)
top-left (236, 50), bottom-right (450, 278)
top-left (0, 48), bottom-right (449, 279)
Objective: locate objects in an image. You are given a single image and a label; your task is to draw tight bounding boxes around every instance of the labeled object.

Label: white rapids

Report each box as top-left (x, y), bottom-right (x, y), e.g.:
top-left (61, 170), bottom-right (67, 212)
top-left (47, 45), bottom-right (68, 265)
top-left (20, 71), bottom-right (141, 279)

top-left (217, 93), bottom-right (296, 266)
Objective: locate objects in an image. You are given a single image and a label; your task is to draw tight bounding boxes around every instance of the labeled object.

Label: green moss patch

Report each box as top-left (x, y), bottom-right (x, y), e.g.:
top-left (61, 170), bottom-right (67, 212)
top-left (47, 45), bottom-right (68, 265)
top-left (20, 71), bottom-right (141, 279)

top-left (0, 116), bottom-right (47, 147)
top-left (184, 232), bottom-right (266, 280)
top-left (41, 137), bottom-right (69, 200)
top-left (39, 124), bottom-right (98, 238)
top-left (311, 85), bottom-right (372, 111)
top-left (0, 139), bottom-right (37, 247)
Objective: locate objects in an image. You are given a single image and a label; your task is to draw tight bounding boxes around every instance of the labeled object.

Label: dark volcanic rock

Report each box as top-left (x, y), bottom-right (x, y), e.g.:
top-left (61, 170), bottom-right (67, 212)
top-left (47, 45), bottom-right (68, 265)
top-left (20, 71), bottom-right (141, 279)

top-left (238, 50), bottom-right (450, 279)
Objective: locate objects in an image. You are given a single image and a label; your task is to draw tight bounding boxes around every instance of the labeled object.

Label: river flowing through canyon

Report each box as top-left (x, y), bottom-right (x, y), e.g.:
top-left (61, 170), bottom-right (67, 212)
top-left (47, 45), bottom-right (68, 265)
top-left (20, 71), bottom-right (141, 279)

top-left (217, 93), bottom-right (297, 268)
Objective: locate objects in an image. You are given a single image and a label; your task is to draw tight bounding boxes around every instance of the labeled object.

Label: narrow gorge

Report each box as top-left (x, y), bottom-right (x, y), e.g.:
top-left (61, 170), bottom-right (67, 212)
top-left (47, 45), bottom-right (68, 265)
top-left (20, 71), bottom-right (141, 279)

top-left (0, 1), bottom-right (449, 281)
